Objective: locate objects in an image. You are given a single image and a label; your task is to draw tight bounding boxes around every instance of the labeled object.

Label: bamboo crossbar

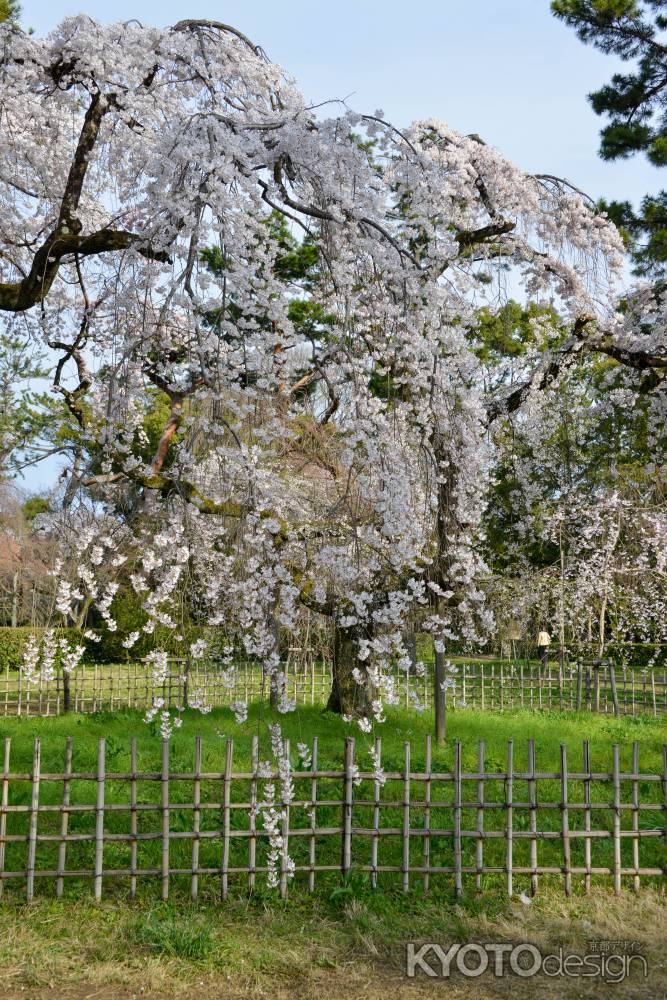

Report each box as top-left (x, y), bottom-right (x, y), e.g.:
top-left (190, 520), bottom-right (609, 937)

top-left (0, 734), bottom-right (664, 902)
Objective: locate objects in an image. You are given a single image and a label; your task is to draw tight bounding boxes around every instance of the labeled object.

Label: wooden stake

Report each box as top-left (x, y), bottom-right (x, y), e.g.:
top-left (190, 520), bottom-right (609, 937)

top-left (26, 738), bottom-right (41, 902)
top-left (191, 736), bottom-right (202, 901)
top-left (506, 740), bottom-right (513, 897)
top-left (56, 736), bottom-right (73, 898)
top-left (341, 737), bottom-right (354, 880)
top-left (221, 738), bottom-right (233, 900)
top-left (402, 740), bottom-right (410, 893)
top-left (583, 739), bottom-right (591, 895)
top-left (453, 739), bottom-right (462, 898)
top-left (422, 734), bottom-right (431, 894)
top-left (308, 736), bottom-right (318, 892)
top-left (631, 742), bottom-right (640, 893)
top-left (560, 743), bottom-right (571, 896)
top-left (130, 737), bottom-right (138, 899)
top-left (93, 738), bottom-right (105, 902)
top-left (528, 738), bottom-right (538, 897)
top-left (0, 739), bottom-right (10, 898)
top-left (248, 734), bottom-right (258, 895)
top-left (475, 741), bottom-right (485, 896)
top-left (612, 743), bottom-right (622, 896)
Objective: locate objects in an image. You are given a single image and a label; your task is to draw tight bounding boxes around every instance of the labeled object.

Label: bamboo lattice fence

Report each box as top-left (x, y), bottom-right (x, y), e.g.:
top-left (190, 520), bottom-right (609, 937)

top-left (2, 659), bottom-right (667, 717)
top-left (0, 735), bottom-right (665, 902)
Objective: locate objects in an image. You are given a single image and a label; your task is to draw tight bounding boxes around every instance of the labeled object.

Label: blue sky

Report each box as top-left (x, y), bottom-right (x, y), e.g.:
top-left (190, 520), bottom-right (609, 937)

top-left (17, 1), bottom-right (659, 492)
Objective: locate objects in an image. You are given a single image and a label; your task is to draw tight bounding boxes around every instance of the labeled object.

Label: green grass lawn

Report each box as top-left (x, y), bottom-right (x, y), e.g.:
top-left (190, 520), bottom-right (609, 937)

top-left (0, 705), bottom-right (665, 999)
top-left (0, 704), bottom-right (664, 901)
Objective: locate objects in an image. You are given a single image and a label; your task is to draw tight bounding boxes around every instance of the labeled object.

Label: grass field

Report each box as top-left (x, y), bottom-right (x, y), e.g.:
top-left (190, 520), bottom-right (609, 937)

top-left (0, 704), bottom-right (665, 999)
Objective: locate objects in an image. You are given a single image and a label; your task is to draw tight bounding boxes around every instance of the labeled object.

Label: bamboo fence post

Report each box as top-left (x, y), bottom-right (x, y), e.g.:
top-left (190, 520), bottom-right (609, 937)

top-left (612, 743), bottom-right (622, 896)
top-left (402, 740), bottom-right (411, 893)
top-left (56, 736), bottom-right (73, 898)
top-left (505, 740), bottom-right (513, 897)
top-left (583, 739), bottom-right (592, 895)
top-left (279, 739), bottom-right (291, 900)
top-left (371, 736), bottom-right (381, 890)
top-left (576, 662), bottom-right (583, 711)
top-left (528, 738), bottom-right (538, 897)
top-left (221, 738), bottom-right (233, 901)
top-left (160, 738), bottom-right (170, 901)
top-left (248, 734), bottom-right (258, 895)
top-left (93, 738), bottom-right (105, 901)
top-left (341, 737), bottom-right (354, 880)
top-left (308, 736), bottom-right (318, 892)
top-left (560, 743), bottom-right (572, 896)
top-left (26, 738), bottom-right (41, 901)
top-left (422, 734), bottom-right (431, 894)
top-left (652, 673), bottom-right (657, 717)
top-left (130, 737), bottom-right (138, 899)
top-left (454, 739), bottom-right (463, 898)
top-left (191, 736), bottom-right (202, 901)
top-left (631, 742), bottom-right (640, 893)
top-left (475, 740), bottom-right (485, 896)
top-left (0, 739), bottom-right (10, 897)
top-left (609, 662), bottom-right (620, 717)
top-left (538, 662), bottom-right (543, 710)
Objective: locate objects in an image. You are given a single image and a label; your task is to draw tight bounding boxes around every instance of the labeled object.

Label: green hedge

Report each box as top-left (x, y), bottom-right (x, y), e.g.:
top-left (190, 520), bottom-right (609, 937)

top-left (0, 627), bottom-right (91, 672)
top-left (567, 641), bottom-right (666, 669)
top-left (0, 624), bottom-right (230, 671)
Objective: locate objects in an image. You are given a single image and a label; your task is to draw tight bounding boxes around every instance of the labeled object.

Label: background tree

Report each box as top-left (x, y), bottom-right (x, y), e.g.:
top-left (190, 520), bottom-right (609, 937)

top-left (553, 0), bottom-right (667, 274)
top-left (0, 1), bottom-right (20, 25)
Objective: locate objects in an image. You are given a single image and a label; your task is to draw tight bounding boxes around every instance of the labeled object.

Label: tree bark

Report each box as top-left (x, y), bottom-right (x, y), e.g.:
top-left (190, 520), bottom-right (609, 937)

top-left (434, 648), bottom-right (447, 746)
top-left (326, 623), bottom-right (372, 716)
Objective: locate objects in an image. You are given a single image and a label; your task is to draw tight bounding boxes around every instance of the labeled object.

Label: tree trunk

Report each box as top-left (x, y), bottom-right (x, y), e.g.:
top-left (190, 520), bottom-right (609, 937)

top-left (434, 647), bottom-right (447, 746)
top-left (11, 571), bottom-right (19, 628)
top-left (326, 623), bottom-right (372, 716)
top-left (404, 630), bottom-right (417, 673)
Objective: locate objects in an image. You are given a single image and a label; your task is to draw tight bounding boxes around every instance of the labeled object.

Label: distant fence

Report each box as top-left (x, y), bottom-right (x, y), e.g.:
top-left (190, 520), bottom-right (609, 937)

top-left (0, 735), bottom-right (664, 902)
top-left (3, 658), bottom-right (667, 718)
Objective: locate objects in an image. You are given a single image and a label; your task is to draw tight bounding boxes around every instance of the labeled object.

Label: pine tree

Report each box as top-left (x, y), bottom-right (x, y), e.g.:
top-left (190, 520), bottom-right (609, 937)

top-left (0, 0), bottom-right (20, 23)
top-left (553, 0), bottom-right (667, 274)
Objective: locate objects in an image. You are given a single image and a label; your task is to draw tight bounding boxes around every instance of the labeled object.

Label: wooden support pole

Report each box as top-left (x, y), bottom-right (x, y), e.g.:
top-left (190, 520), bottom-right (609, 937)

top-left (308, 736), bottom-right (318, 892)
top-left (56, 736), bottom-right (73, 898)
top-left (475, 740), bottom-right (485, 897)
top-left (422, 734), bottom-right (431, 895)
top-left (221, 738), bottom-right (233, 901)
top-left (560, 742), bottom-right (572, 896)
top-left (0, 739), bottom-right (10, 898)
top-left (528, 738), bottom-right (538, 897)
top-left (434, 650), bottom-right (446, 747)
top-left (453, 739), bottom-right (463, 898)
top-left (612, 743), bottom-right (622, 896)
top-left (506, 740), bottom-right (513, 898)
top-left (93, 738), bottom-right (105, 902)
top-left (342, 737), bottom-right (354, 880)
top-left (402, 740), bottom-right (411, 893)
top-left (191, 736), bottom-right (202, 901)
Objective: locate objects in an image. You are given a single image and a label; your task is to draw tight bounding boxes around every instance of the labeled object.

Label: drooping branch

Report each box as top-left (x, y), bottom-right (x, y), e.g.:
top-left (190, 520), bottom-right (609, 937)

top-left (0, 227), bottom-right (170, 312)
